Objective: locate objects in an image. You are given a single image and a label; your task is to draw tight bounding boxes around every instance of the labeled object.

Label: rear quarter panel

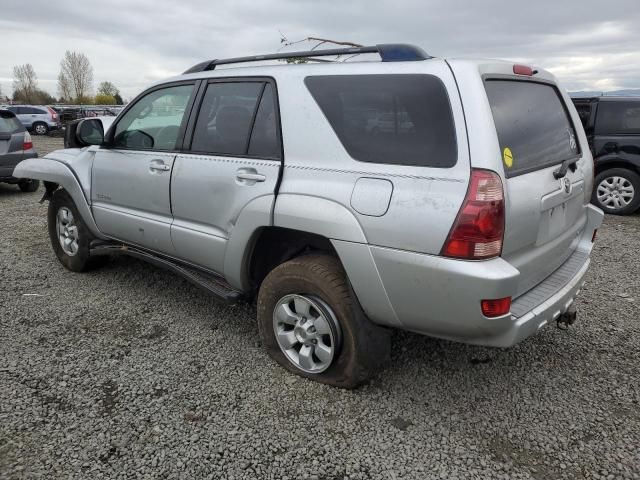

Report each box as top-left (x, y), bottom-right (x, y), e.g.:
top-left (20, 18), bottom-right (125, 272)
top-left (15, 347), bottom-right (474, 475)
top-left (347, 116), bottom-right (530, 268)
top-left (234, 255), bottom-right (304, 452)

top-left (274, 60), bottom-right (470, 255)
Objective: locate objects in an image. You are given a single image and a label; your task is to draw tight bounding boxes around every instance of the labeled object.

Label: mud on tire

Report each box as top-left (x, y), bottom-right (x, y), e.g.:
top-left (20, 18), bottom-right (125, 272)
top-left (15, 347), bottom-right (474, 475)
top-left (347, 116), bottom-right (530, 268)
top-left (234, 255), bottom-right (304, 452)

top-left (257, 254), bottom-right (390, 388)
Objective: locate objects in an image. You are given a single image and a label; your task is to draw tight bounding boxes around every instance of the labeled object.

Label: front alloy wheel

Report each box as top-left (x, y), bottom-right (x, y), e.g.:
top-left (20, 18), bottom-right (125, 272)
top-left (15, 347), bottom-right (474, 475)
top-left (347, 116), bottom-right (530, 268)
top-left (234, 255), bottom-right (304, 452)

top-left (48, 188), bottom-right (103, 272)
top-left (273, 294), bottom-right (341, 374)
top-left (56, 207), bottom-right (79, 256)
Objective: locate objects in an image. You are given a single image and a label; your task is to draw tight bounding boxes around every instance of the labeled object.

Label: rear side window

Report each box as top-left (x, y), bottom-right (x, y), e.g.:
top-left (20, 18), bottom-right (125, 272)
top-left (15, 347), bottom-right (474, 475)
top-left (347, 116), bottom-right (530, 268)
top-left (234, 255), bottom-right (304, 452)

top-left (0, 111), bottom-right (23, 133)
top-left (248, 84), bottom-right (280, 158)
top-left (485, 80), bottom-right (580, 177)
top-left (595, 101), bottom-right (640, 135)
top-left (190, 81), bottom-right (281, 159)
top-left (305, 74), bottom-right (457, 168)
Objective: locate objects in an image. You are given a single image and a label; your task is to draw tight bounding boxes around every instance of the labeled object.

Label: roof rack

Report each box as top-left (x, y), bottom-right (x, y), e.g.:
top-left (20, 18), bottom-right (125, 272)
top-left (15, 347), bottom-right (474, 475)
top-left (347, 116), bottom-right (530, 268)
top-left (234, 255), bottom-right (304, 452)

top-left (183, 43), bottom-right (431, 74)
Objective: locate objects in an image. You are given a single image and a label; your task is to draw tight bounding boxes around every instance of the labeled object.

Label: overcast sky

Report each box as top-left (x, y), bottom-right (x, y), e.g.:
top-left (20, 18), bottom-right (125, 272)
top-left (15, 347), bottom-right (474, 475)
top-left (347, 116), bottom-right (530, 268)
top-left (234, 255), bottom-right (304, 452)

top-left (1, 0), bottom-right (638, 101)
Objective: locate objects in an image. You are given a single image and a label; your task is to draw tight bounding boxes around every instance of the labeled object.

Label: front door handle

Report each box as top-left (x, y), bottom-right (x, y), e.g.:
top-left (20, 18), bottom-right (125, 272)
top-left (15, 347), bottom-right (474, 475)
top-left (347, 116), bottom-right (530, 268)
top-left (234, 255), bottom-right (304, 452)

top-left (149, 160), bottom-right (171, 172)
top-left (236, 168), bottom-right (266, 183)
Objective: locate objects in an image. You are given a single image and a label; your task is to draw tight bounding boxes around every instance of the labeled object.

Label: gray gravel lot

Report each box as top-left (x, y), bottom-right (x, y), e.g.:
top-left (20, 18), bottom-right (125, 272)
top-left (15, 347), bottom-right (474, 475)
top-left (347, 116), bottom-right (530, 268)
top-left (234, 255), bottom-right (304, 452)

top-left (1, 136), bottom-right (639, 479)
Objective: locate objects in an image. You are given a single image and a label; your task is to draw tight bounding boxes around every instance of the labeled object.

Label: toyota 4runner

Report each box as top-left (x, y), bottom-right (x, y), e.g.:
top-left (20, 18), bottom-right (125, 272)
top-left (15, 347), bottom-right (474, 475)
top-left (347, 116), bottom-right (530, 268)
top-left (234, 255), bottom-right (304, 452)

top-left (15, 44), bottom-right (603, 387)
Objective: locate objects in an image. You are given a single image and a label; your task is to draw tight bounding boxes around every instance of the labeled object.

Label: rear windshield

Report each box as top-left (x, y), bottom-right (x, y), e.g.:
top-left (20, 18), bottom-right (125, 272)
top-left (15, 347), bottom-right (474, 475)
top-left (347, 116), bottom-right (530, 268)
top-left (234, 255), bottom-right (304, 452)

top-left (0, 111), bottom-right (23, 134)
top-left (485, 80), bottom-right (580, 177)
top-left (305, 74), bottom-right (457, 168)
top-left (595, 101), bottom-right (640, 135)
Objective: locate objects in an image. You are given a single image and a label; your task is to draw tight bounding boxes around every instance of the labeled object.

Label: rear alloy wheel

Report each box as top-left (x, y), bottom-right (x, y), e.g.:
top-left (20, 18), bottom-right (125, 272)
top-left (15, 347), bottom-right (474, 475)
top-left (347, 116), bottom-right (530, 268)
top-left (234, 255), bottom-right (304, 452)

top-left (257, 254), bottom-right (390, 388)
top-left (273, 294), bottom-right (341, 374)
top-left (18, 179), bottom-right (40, 193)
top-left (33, 122), bottom-right (48, 135)
top-left (593, 168), bottom-right (640, 215)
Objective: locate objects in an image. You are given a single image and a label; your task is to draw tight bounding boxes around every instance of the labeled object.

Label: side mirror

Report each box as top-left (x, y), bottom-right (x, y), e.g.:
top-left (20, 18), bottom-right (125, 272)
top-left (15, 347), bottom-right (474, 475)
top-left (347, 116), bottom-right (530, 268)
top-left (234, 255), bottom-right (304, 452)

top-left (76, 118), bottom-right (104, 146)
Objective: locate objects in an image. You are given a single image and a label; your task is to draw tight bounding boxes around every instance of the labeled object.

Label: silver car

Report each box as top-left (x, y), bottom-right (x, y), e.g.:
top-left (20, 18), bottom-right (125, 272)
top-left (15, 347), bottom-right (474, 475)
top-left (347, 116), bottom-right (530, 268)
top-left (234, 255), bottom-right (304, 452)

top-left (5, 104), bottom-right (61, 135)
top-left (15, 44), bottom-right (603, 387)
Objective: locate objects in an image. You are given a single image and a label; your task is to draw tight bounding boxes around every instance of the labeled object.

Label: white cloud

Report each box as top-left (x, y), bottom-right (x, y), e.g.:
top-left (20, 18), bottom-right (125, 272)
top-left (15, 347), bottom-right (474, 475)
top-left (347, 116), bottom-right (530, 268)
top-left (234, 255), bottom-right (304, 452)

top-left (1, 0), bottom-right (638, 100)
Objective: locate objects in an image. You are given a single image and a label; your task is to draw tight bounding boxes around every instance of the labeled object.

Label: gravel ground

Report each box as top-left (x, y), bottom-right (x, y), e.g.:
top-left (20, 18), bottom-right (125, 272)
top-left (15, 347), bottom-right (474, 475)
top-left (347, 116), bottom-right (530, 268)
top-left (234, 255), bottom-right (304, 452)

top-left (1, 136), bottom-right (639, 479)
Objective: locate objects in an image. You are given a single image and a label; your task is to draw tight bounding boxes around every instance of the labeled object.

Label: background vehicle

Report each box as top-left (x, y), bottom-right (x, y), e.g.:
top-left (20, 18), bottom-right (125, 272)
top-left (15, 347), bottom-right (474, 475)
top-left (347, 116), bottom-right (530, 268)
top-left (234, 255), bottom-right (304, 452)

top-left (0, 109), bottom-right (39, 191)
top-left (572, 96), bottom-right (640, 215)
top-left (15, 44), bottom-right (602, 387)
top-left (4, 105), bottom-right (61, 135)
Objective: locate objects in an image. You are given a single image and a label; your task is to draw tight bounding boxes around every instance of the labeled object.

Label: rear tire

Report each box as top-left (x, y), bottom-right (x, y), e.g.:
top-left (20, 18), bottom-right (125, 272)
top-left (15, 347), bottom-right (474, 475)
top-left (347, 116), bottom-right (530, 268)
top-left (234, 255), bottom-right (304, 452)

top-left (33, 122), bottom-right (49, 135)
top-left (257, 254), bottom-right (390, 388)
top-left (18, 179), bottom-right (40, 192)
top-left (592, 168), bottom-right (640, 215)
top-left (48, 189), bottom-right (99, 272)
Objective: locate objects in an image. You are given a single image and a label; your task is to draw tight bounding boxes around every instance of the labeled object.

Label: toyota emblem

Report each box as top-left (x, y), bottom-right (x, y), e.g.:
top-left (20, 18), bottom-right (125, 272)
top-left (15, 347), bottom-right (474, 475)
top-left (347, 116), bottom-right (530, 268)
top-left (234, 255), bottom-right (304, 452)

top-left (562, 177), bottom-right (572, 195)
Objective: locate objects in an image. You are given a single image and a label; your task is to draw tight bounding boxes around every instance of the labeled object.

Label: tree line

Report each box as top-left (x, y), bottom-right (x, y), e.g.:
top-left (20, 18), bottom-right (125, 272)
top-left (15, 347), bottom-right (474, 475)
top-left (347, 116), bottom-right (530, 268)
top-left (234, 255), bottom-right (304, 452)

top-left (10, 51), bottom-right (124, 105)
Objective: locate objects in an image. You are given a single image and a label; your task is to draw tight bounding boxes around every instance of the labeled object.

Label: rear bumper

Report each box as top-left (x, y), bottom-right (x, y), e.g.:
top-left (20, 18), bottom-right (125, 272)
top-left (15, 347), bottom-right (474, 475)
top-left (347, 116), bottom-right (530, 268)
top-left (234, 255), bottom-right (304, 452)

top-left (336, 204), bottom-right (604, 347)
top-left (0, 151), bottom-right (38, 182)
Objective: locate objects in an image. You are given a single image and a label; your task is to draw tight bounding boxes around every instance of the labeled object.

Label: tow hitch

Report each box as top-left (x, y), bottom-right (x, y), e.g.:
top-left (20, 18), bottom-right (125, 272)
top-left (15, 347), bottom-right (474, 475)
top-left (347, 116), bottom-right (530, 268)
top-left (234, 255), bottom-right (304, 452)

top-left (556, 305), bottom-right (577, 330)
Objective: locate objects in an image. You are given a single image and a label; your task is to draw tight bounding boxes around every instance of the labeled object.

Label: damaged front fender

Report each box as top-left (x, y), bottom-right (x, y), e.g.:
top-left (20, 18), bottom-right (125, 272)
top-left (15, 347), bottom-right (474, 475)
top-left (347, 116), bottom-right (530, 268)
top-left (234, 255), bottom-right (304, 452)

top-left (13, 156), bottom-right (106, 240)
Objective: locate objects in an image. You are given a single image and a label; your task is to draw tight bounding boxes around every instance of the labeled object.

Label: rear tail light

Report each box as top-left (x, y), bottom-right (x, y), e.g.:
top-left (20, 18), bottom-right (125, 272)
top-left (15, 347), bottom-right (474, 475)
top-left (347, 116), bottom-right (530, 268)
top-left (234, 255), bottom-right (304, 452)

top-left (481, 297), bottom-right (512, 317)
top-left (442, 169), bottom-right (505, 260)
top-left (23, 131), bottom-right (33, 150)
top-left (47, 106), bottom-right (58, 121)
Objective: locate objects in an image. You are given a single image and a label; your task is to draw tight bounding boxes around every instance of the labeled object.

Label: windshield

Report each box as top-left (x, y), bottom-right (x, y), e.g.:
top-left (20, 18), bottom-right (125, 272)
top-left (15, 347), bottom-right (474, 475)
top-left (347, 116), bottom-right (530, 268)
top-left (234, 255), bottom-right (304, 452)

top-left (485, 80), bottom-right (580, 177)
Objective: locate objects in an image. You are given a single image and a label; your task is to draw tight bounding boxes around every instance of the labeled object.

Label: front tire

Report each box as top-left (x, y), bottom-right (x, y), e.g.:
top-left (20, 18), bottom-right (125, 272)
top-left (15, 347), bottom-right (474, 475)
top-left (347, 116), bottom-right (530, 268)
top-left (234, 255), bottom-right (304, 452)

top-left (592, 168), bottom-right (640, 215)
top-left (48, 189), bottom-right (97, 272)
top-left (257, 254), bottom-right (390, 388)
top-left (18, 179), bottom-right (40, 192)
top-left (33, 122), bottom-right (49, 135)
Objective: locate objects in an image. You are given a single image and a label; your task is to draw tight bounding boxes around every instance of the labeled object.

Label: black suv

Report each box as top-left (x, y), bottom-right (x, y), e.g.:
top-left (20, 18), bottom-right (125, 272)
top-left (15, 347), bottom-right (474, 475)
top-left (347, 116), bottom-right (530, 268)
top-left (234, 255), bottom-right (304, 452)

top-left (572, 96), bottom-right (640, 215)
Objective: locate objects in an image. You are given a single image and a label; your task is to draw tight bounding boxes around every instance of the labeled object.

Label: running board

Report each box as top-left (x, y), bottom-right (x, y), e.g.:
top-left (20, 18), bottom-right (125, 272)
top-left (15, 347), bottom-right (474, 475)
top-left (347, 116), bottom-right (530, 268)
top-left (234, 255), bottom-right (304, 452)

top-left (90, 242), bottom-right (243, 304)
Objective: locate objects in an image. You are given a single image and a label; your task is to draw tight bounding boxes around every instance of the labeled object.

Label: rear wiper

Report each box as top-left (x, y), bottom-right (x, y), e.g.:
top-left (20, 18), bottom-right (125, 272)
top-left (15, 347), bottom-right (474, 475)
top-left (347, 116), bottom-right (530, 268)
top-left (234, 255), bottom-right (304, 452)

top-left (553, 158), bottom-right (578, 179)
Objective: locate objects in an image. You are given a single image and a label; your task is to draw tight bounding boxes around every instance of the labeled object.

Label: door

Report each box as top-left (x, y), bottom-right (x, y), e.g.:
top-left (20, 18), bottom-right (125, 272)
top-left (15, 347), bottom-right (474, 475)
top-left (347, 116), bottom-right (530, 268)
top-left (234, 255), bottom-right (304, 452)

top-left (593, 100), bottom-right (640, 158)
top-left (91, 82), bottom-right (196, 254)
top-left (170, 79), bottom-right (282, 274)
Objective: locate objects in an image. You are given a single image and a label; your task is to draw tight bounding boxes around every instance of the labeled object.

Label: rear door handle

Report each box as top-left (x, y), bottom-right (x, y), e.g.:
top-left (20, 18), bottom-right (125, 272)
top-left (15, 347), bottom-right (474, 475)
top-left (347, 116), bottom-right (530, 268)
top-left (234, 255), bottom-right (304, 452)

top-left (236, 168), bottom-right (266, 183)
top-left (149, 160), bottom-right (171, 172)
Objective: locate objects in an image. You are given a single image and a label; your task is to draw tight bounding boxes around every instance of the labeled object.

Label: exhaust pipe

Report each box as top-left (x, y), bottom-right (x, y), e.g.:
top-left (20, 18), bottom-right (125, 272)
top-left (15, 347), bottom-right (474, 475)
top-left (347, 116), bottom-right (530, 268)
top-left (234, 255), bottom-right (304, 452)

top-left (556, 304), bottom-right (577, 330)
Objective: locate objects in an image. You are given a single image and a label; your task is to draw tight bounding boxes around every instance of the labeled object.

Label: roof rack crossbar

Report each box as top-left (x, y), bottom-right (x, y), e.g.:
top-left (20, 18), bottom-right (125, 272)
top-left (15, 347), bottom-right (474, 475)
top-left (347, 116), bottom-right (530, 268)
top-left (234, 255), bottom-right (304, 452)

top-left (183, 43), bottom-right (431, 74)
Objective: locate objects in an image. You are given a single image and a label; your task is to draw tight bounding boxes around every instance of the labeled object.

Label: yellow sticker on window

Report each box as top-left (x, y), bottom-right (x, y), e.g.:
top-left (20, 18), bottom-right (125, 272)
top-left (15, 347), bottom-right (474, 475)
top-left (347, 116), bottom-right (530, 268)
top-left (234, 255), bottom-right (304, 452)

top-left (503, 147), bottom-right (513, 168)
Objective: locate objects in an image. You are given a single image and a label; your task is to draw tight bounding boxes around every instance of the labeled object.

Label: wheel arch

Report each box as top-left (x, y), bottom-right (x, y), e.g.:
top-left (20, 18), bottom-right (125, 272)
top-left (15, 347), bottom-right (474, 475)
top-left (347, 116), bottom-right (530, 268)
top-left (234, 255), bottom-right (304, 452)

top-left (594, 156), bottom-right (640, 176)
top-left (13, 157), bottom-right (106, 239)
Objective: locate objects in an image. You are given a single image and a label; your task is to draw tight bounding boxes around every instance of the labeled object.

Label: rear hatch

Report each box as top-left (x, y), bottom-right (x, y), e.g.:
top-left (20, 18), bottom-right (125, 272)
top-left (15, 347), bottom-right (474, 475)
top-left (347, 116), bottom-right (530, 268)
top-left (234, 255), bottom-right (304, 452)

top-left (447, 60), bottom-right (593, 298)
top-left (0, 111), bottom-right (25, 165)
top-left (485, 74), bottom-right (590, 296)
top-left (0, 110), bottom-right (24, 155)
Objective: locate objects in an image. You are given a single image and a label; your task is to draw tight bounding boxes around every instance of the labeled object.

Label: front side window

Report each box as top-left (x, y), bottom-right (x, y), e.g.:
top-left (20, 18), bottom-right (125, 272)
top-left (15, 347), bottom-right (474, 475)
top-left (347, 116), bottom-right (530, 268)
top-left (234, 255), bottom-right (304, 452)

top-left (113, 84), bottom-right (194, 150)
top-left (305, 74), bottom-right (457, 168)
top-left (595, 101), bottom-right (640, 135)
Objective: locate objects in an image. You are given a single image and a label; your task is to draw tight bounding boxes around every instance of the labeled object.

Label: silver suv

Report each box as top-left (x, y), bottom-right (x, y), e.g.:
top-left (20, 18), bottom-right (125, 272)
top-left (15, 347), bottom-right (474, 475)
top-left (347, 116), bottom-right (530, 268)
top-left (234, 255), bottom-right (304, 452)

top-left (5, 105), bottom-right (61, 135)
top-left (15, 44), bottom-right (603, 387)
